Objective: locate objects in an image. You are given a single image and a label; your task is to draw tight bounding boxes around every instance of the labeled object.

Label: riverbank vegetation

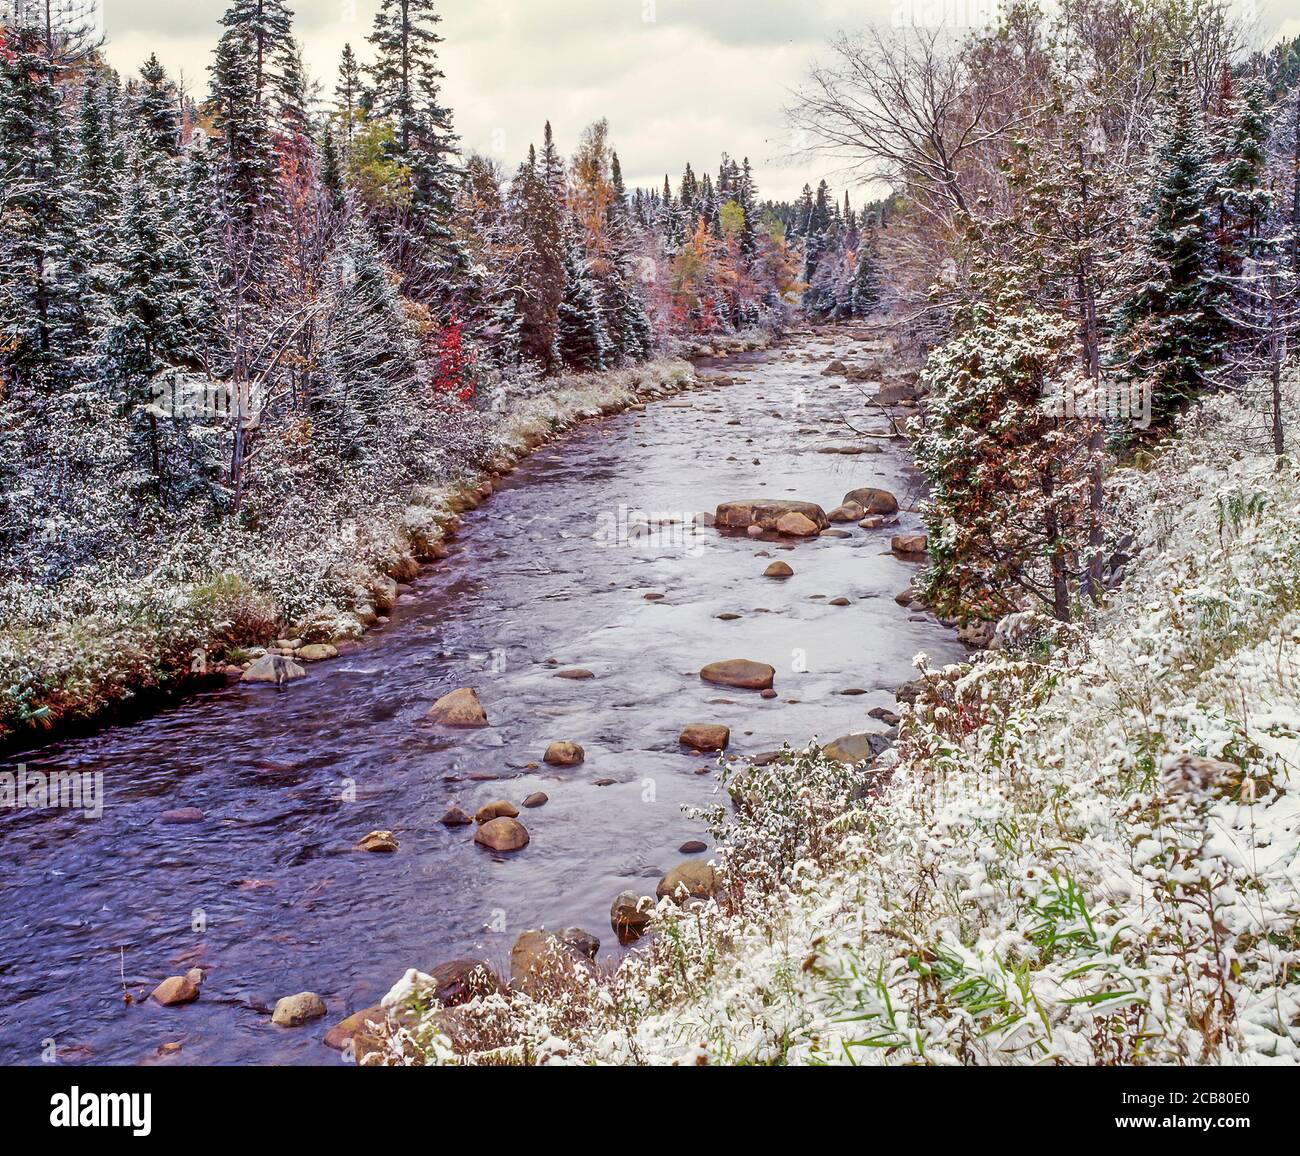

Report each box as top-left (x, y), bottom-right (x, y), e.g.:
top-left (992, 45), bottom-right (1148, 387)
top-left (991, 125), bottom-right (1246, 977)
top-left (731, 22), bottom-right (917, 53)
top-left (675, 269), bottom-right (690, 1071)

top-left (363, 0), bottom-right (1300, 1066)
top-left (372, 370), bottom-right (1300, 1067)
top-left (0, 0), bottom-right (874, 745)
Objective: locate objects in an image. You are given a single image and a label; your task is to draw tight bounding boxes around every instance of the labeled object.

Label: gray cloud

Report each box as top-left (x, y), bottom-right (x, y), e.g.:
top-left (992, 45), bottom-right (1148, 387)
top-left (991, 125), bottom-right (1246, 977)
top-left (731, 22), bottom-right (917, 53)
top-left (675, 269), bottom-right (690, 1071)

top-left (99, 0), bottom-right (898, 202)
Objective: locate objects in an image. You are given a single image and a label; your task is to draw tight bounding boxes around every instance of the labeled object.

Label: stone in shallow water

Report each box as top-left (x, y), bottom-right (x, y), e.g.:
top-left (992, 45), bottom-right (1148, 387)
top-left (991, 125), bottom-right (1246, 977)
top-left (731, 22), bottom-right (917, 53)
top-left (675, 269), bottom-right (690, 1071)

top-left (152, 976), bottom-right (199, 1007)
top-left (425, 687), bottom-right (489, 727)
top-left (474, 799), bottom-right (519, 823)
top-left (843, 487), bottom-right (899, 515)
top-left (474, 817), bottom-right (529, 851)
top-left (763, 561), bottom-right (794, 579)
top-left (699, 659), bottom-right (775, 691)
top-left (679, 723), bottom-right (730, 752)
top-left (543, 740), bottom-right (584, 766)
top-left (656, 860), bottom-right (720, 904)
top-left (822, 733), bottom-right (892, 765)
top-left (356, 829), bottom-right (399, 853)
top-left (241, 653), bottom-right (306, 684)
top-left (272, 991), bottom-right (327, 1027)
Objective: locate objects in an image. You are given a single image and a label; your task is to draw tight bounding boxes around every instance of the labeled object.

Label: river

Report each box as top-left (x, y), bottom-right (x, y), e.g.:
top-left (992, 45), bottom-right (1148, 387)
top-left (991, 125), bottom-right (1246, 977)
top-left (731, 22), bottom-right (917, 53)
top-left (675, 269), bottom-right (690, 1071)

top-left (0, 325), bottom-right (967, 1064)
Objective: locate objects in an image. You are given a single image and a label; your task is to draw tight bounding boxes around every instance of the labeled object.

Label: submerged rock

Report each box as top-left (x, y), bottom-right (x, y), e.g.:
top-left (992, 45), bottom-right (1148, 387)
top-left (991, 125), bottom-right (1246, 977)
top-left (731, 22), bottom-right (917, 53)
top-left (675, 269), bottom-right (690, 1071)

top-left (891, 533), bottom-right (928, 555)
top-left (324, 1006), bottom-right (387, 1051)
top-left (439, 805), bottom-right (473, 827)
top-left (822, 733), bottom-right (892, 766)
top-left (763, 561), bottom-right (794, 578)
top-left (356, 829), bottom-right (399, 853)
top-left (272, 992), bottom-right (327, 1027)
top-left (510, 929), bottom-right (599, 997)
top-left (474, 799), bottom-right (519, 823)
top-left (426, 687), bottom-right (489, 727)
top-left (774, 511), bottom-right (819, 537)
top-left (610, 892), bottom-right (654, 944)
top-left (151, 976), bottom-right (199, 1007)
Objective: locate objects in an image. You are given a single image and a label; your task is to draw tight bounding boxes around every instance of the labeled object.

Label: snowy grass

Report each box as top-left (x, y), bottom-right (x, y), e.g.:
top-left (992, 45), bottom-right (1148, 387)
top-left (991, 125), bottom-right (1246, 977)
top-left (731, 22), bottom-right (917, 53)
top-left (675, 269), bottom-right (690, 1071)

top-left (0, 358), bottom-right (700, 746)
top-left (367, 391), bottom-right (1300, 1066)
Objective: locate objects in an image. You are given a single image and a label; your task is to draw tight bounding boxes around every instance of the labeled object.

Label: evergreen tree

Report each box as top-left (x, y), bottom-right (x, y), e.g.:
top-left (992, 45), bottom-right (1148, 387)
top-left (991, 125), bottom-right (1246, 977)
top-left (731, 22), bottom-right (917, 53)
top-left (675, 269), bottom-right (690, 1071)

top-left (366, 0), bottom-right (466, 299)
top-left (506, 145), bottom-right (565, 372)
top-left (557, 242), bottom-right (610, 371)
top-left (335, 42), bottom-right (362, 153)
top-left (1113, 72), bottom-right (1226, 427)
top-left (219, 0), bottom-right (296, 108)
top-left (539, 119), bottom-right (566, 204)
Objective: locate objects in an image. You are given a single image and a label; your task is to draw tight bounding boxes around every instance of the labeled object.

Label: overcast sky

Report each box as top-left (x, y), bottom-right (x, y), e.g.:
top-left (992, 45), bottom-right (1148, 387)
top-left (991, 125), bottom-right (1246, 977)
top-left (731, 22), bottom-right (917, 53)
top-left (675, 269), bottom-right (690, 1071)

top-left (97, 0), bottom-right (1300, 205)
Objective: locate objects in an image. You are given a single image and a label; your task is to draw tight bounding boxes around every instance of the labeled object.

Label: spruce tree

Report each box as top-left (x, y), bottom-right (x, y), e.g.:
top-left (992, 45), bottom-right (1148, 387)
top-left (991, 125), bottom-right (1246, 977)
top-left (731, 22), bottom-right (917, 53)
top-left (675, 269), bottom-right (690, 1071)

top-left (557, 242), bottom-right (610, 371)
top-left (1113, 72), bottom-right (1226, 427)
top-left (506, 145), bottom-right (566, 372)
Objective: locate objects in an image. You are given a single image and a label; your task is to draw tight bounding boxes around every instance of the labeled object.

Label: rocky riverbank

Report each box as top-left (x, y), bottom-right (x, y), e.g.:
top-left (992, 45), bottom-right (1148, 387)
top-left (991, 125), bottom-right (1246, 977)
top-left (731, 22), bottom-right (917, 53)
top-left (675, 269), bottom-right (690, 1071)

top-left (0, 334), bottom-right (772, 755)
top-left (348, 384), bottom-right (1300, 1067)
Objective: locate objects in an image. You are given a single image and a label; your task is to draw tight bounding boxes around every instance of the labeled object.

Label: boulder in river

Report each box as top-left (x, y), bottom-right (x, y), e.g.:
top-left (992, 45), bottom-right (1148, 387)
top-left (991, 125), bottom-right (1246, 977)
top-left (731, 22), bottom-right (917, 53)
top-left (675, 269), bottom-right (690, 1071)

top-left (356, 829), bottom-right (399, 853)
top-left (774, 511), bottom-right (820, 537)
top-left (715, 499), bottom-right (828, 533)
top-left (151, 976), bottom-right (199, 1007)
top-left (656, 860), bottom-right (720, 904)
top-left (324, 1005), bottom-right (388, 1051)
top-left (680, 723), bottom-right (730, 752)
top-left (553, 668), bottom-right (595, 680)
top-left (241, 653), bottom-right (307, 685)
top-left (521, 792), bottom-right (548, 808)
top-left (272, 992), bottom-right (327, 1027)
top-left (822, 733), bottom-right (892, 766)
top-left (610, 892), bottom-right (654, 944)
top-left (827, 501), bottom-right (866, 523)
top-left (474, 816), bottom-right (529, 852)
top-left (891, 533), bottom-right (928, 555)
top-left (426, 687), bottom-right (489, 727)
top-left (510, 928), bottom-right (599, 998)
top-left (543, 740), bottom-right (585, 766)
top-left (296, 643), bottom-right (338, 663)
top-left (843, 487), bottom-right (899, 515)
top-left (700, 659), bottom-right (775, 691)
top-left (763, 560), bottom-right (794, 579)
top-left (424, 958), bottom-right (504, 1006)
top-left (439, 805), bottom-right (473, 827)
top-left (474, 799), bottom-right (519, 823)
top-left (160, 807), bottom-right (204, 825)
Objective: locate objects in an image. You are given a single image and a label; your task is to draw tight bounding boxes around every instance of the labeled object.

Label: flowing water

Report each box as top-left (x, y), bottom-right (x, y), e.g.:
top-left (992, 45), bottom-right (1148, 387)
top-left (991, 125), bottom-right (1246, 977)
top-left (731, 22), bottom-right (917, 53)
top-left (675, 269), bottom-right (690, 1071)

top-left (0, 327), bottom-right (966, 1064)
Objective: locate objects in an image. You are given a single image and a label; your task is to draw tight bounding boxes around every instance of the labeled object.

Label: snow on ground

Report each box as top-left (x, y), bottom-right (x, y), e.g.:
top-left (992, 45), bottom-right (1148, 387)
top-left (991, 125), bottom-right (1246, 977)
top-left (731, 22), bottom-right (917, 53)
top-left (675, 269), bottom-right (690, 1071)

top-left (377, 392), bottom-right (1300, 1066)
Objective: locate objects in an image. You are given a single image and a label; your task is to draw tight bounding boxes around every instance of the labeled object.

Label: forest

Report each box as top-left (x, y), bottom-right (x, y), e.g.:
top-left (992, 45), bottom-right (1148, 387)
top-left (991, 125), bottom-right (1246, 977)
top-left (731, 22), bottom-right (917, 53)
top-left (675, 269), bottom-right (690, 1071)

top-left (1, 0), bottom-right (1298, 1086)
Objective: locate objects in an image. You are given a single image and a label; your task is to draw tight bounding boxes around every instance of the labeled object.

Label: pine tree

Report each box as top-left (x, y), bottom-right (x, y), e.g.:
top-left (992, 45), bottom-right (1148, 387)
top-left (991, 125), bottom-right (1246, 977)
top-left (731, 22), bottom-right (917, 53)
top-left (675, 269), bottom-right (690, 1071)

top-left (314, 216), bottom-right (418, 460)
top-left (557, 242), bottom-right (610, 371)
top-left (335, 43), bottom-right (362, 154)
top-left (540, 120), bottom-right (566, 204)
top-left (366, 0), bottom-right (466, 299)
top-left (136, 53), bottom-right (179, 159)
top-left (1113, 71), bottom-right (1226, 427)
top-left (219, 0), bottom-right (296, 108)
top-left (208, 24), bottom-right (277, 229)
top-left (506, 145), bottom-right (565, 372)
top-left (916, 258), bottom-right (1098, 622)
top-left (0, 20), bottom-right (83, 393)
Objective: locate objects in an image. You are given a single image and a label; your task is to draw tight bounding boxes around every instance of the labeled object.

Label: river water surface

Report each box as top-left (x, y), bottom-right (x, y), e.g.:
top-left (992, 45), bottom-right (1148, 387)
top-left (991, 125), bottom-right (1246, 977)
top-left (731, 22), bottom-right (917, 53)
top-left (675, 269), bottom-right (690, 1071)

top-left (0, 327), bottom-right (966, 1064)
